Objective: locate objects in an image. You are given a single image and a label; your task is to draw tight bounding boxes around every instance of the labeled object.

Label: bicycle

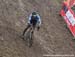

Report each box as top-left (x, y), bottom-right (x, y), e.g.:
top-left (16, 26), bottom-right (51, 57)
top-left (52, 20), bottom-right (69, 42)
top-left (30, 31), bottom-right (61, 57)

top-left (22, 25), bottom-right (34, 47)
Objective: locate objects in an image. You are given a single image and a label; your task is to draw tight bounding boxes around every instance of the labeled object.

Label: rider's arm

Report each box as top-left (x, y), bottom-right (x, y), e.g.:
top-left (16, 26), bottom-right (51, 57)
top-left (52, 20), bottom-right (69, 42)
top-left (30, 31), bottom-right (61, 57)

top-left (37, 14), bottom-right (41, 26)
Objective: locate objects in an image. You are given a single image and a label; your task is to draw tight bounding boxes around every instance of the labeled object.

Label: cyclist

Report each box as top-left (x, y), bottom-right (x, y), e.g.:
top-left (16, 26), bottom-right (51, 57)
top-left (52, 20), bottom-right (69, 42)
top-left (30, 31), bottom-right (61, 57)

top-left (22, 11), bottom-right (41, 36)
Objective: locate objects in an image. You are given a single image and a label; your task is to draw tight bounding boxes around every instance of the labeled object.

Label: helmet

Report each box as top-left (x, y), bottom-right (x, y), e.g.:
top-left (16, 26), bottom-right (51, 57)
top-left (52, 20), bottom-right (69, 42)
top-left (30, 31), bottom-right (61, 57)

top-left (32, 12), bottom-right (37, 16)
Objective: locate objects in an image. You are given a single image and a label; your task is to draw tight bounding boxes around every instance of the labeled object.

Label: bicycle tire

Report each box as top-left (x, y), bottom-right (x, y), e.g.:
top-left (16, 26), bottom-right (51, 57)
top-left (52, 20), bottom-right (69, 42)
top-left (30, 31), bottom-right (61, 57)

top-left (28, 31), bottom-right (33, 47)
top-left (25, 30), bottom-right (33, 47)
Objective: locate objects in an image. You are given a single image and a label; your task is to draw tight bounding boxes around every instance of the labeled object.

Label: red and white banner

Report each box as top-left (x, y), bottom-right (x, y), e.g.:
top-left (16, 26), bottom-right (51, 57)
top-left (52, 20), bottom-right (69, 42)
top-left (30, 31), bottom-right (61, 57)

top-left (60, 0), bottom-right (75, 37)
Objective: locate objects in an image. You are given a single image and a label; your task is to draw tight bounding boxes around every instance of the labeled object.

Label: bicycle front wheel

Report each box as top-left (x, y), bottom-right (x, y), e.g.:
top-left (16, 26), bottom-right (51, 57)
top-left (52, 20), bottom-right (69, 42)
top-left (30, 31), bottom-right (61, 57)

top-left (26, 30), bottom-right (33, 47)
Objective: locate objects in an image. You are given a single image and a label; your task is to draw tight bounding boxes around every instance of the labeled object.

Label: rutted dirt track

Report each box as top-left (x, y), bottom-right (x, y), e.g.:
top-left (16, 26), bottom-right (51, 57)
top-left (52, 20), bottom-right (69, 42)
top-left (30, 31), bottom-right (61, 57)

top-left (0, 0), bottom-right (75, 57)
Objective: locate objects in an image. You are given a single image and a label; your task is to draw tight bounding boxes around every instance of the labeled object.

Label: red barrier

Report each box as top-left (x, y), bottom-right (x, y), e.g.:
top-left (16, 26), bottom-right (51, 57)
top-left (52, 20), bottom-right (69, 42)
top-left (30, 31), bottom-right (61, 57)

top-left (60, 0), bottom-right (75, 37)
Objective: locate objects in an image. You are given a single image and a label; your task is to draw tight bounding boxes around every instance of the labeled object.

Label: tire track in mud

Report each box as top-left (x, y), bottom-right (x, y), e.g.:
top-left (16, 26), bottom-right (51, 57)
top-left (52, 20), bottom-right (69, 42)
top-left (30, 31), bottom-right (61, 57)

top-left (18, 0), bottom-right (24, 12)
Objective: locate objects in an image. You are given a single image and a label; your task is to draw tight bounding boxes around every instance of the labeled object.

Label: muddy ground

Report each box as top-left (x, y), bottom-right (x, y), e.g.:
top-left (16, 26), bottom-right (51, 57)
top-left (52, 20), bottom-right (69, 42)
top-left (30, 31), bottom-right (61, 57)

top-left (0, 0), bottom-right (75, 57)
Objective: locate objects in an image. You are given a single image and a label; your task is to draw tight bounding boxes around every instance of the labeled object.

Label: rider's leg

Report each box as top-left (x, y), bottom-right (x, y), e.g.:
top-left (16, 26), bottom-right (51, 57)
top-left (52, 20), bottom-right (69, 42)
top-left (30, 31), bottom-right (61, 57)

top-left (37, 26), bottom-right (40, 31)
top-left (37, 23), bottom-right (40, 31)
top-left (22, 24), bottom-right (31, 36)
top-left (31, 24), bottom-right (36, 34)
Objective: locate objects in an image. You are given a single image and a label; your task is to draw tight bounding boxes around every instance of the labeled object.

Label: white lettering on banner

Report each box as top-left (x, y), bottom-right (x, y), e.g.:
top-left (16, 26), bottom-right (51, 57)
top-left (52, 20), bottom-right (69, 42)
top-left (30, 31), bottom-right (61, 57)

top-left (63, 16), bottom-right (70, 25)
top-left (66, 10), bottom-right (75, 26)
